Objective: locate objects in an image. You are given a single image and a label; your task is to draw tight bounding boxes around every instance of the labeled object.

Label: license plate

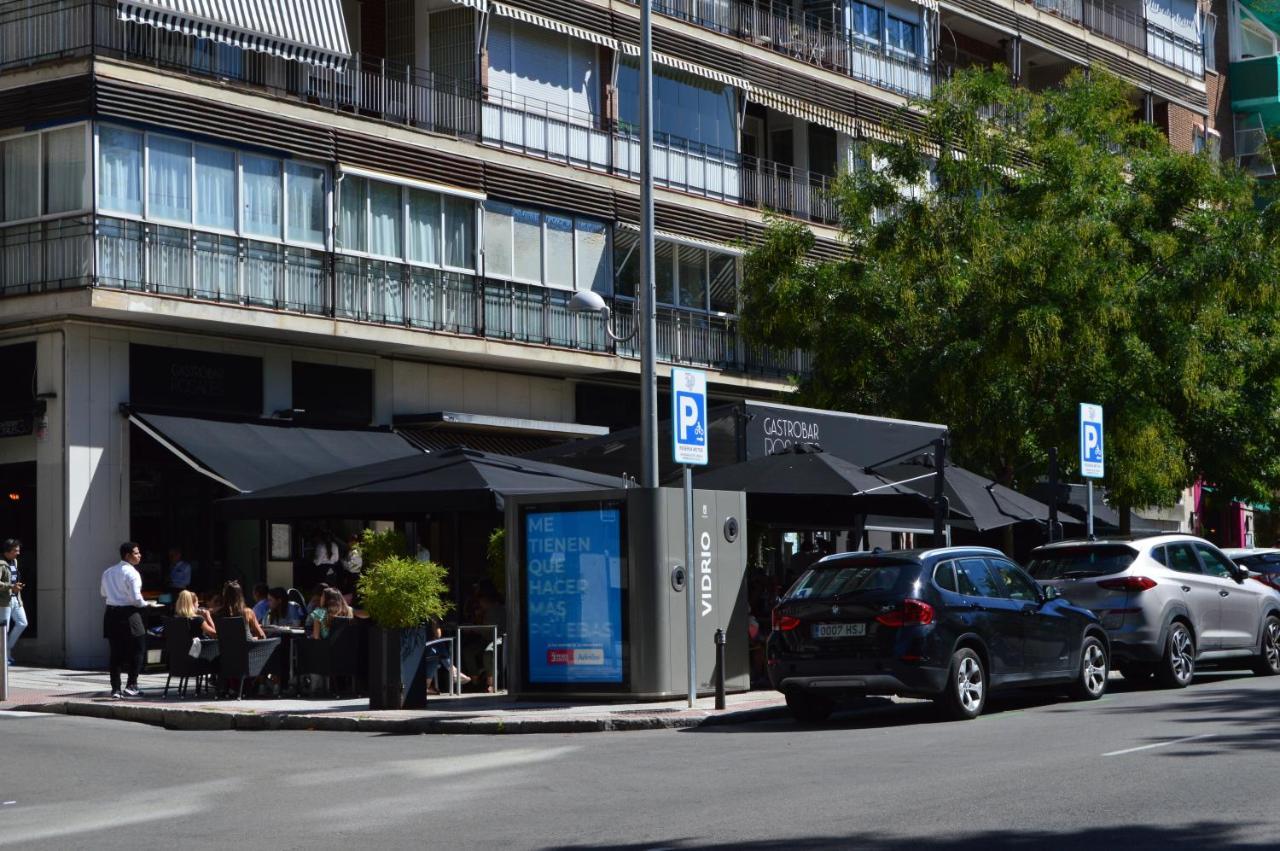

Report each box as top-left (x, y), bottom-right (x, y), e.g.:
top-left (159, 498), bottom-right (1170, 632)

top-left (812, 622), bottom-right (866, 639)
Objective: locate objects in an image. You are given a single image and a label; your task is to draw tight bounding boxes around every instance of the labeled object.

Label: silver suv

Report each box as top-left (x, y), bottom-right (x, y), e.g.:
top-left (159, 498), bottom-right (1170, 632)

top-left (1026, 535), bottom-right (1280, 687)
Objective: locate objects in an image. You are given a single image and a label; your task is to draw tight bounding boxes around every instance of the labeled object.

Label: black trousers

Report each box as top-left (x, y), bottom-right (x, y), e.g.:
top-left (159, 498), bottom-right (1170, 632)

top-left (104, 606), bottom-right (145, 691)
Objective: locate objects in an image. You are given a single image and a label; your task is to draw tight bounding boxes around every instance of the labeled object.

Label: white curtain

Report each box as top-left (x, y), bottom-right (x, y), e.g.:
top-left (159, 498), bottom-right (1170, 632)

top-left (286, 162), bottom-right (326, 246)
top-left (544, 213), bottom-right (573, 289)
top-left (98, 127), bottom-right (143, 216)
top-left (408, 189), bottom-right (442, 267)
top-left (370, 181), bottom-right (402, 259)
top-left (241, 154), bottom-right (282, 239)
top-left (147, 136), bottom-right (192, 223)
top-left (3, 135), bottom-right (40, 222)
top-left (444, 196), bottom-right (475, 270)
top-left (195, 146), bottom-right (236, 231)
top-left (338, 176), bottom-right (367, 253)
top-left (512, 206), bottom-right (542, 283)
top-left (482, 202), bottom-right (512, 279)
top-left (44, 126), bottom-right (86, 215)
top-left (575, 218), bottom-right (610, 294)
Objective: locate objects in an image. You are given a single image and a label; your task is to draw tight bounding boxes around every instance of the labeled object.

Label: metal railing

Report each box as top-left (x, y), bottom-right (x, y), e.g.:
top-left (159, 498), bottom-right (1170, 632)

top-left (1028, 0), bottom-right (1203, 77)
top-left (641, 0), bottom-right (933, 99)
top-left (0, 214), bottom-right (810, 378)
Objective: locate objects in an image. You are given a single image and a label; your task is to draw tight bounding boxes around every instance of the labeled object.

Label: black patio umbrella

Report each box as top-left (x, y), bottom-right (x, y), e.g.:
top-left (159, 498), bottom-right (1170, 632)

top-left (216, 446), bottom-right (624, 519)
top-left (871, 459), bottom-right (1077, 533)
top-left (686, 444), bottom-right (935, 524)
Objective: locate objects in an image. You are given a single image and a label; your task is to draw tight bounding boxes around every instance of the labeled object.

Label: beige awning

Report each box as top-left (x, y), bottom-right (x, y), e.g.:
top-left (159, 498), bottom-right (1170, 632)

top-left (491, 2), bottom-right (619, 48)
top-left (618, 43), bottom-right (749, 90)
top-left (747, 86), bottom-right (858, 135)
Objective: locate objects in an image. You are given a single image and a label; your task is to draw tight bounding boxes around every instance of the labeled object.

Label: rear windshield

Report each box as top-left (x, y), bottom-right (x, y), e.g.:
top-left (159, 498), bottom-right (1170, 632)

top-left (1234, 553), bottom-right (1280, 572)
top-left (1026, 545), bottom-right (1137, 580)
top-left (786, 561), bottom-right (915, 600)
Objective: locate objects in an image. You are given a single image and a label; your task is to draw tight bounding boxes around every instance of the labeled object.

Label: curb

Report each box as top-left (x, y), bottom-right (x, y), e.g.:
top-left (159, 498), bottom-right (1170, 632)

top-left (15, 699), bottom-right (791, 735)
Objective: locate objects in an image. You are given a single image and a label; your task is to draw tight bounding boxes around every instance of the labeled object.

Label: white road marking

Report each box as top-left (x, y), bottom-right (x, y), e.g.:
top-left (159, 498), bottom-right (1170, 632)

top-left (1103, 733), bottom-right (1216, 757)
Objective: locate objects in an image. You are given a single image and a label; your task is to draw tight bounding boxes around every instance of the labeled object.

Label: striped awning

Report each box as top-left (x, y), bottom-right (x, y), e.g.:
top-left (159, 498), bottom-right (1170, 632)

top-left (747, 86), bottom-right (857, 136)
top-left (618, 43), bottom-right (749, 91)
top-left (491, 3), bottom-right (618, 48)
top-left (117, 0), bottom-right (352, 70)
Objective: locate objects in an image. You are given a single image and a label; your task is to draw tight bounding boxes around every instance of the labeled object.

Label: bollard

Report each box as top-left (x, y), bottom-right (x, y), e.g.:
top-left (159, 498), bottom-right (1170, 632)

top-left (714, 628), bottom-right (726, 710)
top-left (0, 622), bottom-right (7, 702)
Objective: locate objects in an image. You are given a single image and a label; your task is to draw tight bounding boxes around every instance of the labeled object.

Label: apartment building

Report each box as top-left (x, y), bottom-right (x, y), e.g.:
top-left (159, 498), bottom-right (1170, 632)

top-left (0, 0), bottom-right (1217, 665)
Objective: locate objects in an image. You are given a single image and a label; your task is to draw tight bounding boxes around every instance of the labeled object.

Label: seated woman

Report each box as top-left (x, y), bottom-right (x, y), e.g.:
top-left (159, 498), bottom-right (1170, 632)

top-left (220, 580), bottom-right (267, 639)
top-left (173, 589), bottom-right (216, 637)
top-left (308, 587), bottom-right (351, 639)
top-left (263, 587), bottom-right (305, 627)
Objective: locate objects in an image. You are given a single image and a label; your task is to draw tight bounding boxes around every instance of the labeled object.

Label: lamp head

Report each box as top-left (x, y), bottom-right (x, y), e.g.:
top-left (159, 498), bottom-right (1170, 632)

top-left (568, 290), bottom-right (609, 315)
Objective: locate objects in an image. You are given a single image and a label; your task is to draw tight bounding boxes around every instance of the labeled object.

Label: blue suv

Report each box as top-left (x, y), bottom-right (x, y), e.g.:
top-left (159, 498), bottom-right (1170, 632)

top-left (768, 547), bottom-right (1110, 722)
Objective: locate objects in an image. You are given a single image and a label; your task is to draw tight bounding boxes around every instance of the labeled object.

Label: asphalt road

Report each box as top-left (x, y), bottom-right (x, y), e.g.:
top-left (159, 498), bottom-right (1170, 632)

top-left (3, 671), bottom-right (1279, 850)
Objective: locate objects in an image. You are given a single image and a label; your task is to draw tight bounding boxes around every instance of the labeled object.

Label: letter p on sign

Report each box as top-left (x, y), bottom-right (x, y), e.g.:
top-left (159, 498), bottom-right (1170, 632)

top-left (1079, 403), bottom-right (1104, 479)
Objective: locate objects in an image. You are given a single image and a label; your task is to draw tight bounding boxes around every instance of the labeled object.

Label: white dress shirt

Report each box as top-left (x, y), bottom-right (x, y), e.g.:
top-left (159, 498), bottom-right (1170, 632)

top-left (101, 561), bottom-right (146, 607)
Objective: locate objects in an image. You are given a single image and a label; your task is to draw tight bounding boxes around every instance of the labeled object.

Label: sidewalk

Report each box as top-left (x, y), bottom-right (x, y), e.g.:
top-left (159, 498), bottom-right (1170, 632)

top-left (0, 665), bottom-right (793, 734)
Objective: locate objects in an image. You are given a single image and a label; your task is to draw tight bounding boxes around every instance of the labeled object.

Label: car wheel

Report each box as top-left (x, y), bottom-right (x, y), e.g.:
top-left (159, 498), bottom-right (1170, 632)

top-left (938, 648), bottom-right (986, 720)
top-left (785, 691), bottom-right (833, 724)
top-left (1251, 616), bottom-right (1280, 677)
top-left (1069, 635), bottom-right (1109, 701)
top-left (1118, 664), bottom-right (1153, 682)
top-left (1155, 622), bottom-right (1195, 688)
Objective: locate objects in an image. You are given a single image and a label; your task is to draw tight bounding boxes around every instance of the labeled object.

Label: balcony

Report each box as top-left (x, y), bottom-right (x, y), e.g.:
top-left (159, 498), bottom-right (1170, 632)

top-left (1027, 0), bottom-right (1204, 77)
top-left (481, 89), bottom-right (841, 224)
top-left (1231, 55), bottom-right (1280, 125)
top-left (635, 0), bottom-right (932, 99)
top-left (0, 214), bottom-right (811, 379)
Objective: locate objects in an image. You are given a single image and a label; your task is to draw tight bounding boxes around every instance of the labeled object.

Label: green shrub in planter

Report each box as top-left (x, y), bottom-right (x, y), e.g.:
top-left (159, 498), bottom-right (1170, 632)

top-left (357, 555), bottom-right (450, 629)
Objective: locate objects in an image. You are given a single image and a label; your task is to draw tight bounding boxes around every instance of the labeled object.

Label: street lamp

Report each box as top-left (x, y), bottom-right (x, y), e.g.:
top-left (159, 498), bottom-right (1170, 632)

top-left (568, 290), bottom-right (638, 342)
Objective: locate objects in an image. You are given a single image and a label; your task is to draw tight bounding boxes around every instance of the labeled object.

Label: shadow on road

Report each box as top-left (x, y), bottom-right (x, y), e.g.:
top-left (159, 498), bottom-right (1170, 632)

top-left (541, 820), bottom-right (1265, 850)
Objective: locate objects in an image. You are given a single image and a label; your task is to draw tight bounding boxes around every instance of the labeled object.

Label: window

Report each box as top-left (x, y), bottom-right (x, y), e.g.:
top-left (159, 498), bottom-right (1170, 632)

top-left (934, 561), bottom-right (958, 593)
top-left (444, 196), bottom-right (475, 271)
top-left (956, 558), bottom-right (1003, 598)
top-left (147, 135), bottom-right (192, 223)
top-left (44, 126), bottom-right (87, 216)
top-left (408, 189), bottom-right (442, 266)
top-left (1194, 544), bottom-right (1236, 580)
top-left (1026, 545), bottom-right (1137, 580)
top-left (483, 203), bottom-right (609, 291)
top-left (1, 135), bottom-right (39, 222)
top-left (99, 126), bottom-right (144, 216)
top-left (1165, 543), bottom-right (1202, 575)
top-left (655, 238), bottom-right (675, 305)
top-left (369, 180), bottom-right (402, 258)
top-left (678, 244), bottom-right (708, 311)
top-left (610, 228), bottom-right (737, 310)
top-left (286, 162), bottom-right (326, 246)
top-left (850, 1), bottom-right (883, 43)
top-left (338, 176), bottom-right (368, 253)
top-left (786, 561), bottom-right (912, 599)
top-left (241, 154), bottom-right (282, 239)
top-left (614, 228), bottom-right (639, 299)
top-left (195, 146), bottom-right (236, 231)
top-left (617, 63), bottom-right (738, 153)
top-left (709, 253), bottom-right (737, 313)
top-left (886, 16), bottom-right (919, 54)
top-left (988, 560), bottom-right (1041, 603)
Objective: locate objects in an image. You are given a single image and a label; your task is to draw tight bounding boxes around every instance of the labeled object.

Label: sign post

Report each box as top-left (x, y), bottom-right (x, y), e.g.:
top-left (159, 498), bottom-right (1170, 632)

top-left (1079, 403), bottom-right (1105, 539)
top-left (672, 368), bottom-right (708, 708)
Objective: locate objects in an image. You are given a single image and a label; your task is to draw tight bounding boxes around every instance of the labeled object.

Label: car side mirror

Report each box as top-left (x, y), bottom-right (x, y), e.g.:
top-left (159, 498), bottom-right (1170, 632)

top-left (1040, 585), bottom-right (1059, 603)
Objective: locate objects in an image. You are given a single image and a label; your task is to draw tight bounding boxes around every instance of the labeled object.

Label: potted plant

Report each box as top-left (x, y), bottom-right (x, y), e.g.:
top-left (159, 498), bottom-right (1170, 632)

top-left (356, 530), bottom-right (450, 710)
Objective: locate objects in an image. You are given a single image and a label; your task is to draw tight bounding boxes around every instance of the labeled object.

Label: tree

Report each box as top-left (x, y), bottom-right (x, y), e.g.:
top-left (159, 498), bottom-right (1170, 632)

top-left (741, 67), bottom-right (1280, 515)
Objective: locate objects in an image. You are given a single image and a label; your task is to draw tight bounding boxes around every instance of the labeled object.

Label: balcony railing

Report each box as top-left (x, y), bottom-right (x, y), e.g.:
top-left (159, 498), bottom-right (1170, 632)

top-left (636, 0), bottom-right (932, 99)
top-left (481, 88), bottom-right (840, 224)
top-left (0, 214), bottom-right (810, 378)
top-left (1029, 0), bottom-right (1203, 77)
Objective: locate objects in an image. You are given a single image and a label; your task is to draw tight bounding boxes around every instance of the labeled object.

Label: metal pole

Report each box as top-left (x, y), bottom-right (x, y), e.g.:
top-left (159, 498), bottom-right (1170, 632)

top-left (454, 626), bottom-right (462, 696)
top-left (0, 623), bottom-right (7, 702)
top-left (932, 437), bottom-right (948, 545)
top-left (714, 628), bottom-right (726, 710)
top-left (1048, 446), bottom-right (1059, 543)
top-left (639, 0), bottom-right (658, 490)
top-left (1087, 481), bottom-right (1095, 540)
top-left (684, 465), bottom-right (696, 708)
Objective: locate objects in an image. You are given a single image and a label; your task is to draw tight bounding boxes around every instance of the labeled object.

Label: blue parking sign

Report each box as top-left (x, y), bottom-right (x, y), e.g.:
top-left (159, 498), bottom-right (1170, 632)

top-left (671, 368), bottom-right (708, 466)
top-left (1080, 403), bottom-right (1104, 479)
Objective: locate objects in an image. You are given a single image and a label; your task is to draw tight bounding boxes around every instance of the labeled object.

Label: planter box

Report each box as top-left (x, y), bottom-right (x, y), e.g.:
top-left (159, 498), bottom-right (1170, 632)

top-left (368, 625), bottom-right (429, 710)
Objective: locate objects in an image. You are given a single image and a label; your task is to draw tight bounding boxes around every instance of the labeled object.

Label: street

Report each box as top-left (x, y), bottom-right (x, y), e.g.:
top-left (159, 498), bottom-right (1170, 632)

top-left (2, 671), bottom-right (1278, 850)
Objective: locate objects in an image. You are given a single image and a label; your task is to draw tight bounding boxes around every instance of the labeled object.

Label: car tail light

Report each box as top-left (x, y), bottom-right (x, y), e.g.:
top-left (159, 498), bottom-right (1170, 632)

top-left (772, 610), bottom-right (800, 631)
top-left (875, 598), bottom-right (935, 627)
top-left (1096, 576), bottom-right (1158, 592)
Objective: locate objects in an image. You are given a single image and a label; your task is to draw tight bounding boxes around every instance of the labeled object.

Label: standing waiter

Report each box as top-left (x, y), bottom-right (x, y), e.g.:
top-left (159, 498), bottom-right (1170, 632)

top-left (101, 542), bottom-right (147, 699)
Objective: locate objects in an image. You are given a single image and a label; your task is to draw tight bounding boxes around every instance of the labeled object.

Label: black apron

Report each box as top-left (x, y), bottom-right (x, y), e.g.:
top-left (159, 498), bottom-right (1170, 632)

top-left (103, 605), bottom-right (145, 640)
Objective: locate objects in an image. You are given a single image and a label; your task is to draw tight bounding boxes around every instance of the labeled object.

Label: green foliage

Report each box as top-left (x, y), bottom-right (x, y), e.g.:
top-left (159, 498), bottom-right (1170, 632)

top-left (359, 528), bottom-right (407, 571)
top-left (487, 528), bottom-right (506, 590)
top-left (741, 66), bottom-right (1280, 510)
top-left (356, 555), bottom-right (451, 629)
